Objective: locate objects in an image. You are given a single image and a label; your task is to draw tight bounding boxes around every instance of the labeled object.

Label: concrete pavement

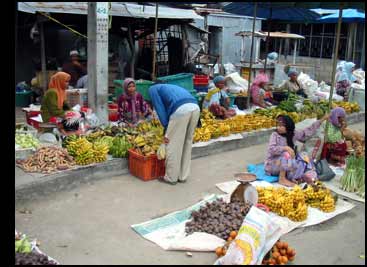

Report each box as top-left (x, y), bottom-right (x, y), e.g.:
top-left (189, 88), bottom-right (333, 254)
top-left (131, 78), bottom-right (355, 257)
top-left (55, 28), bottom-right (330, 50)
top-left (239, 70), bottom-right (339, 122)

top-left (15, 122), bottom-right (365, 265)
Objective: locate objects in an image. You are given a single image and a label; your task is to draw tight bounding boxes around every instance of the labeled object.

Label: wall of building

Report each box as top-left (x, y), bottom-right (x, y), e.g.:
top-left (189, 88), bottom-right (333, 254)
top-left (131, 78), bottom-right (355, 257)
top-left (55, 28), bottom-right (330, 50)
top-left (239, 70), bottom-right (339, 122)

top-left (193, 14), bottom-right (262, 64)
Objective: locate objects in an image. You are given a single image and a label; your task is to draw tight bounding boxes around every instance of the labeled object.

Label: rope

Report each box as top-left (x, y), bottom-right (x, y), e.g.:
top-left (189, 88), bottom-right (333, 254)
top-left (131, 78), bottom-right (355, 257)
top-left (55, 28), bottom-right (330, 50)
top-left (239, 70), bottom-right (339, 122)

top-left (38, 11), bottom-right (88, 39)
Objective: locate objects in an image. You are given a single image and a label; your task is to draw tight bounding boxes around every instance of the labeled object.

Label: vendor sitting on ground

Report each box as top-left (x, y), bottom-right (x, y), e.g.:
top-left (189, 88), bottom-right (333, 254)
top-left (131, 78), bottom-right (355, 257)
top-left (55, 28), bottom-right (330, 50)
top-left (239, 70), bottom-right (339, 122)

top-left (264, 114), bottom-right (329, 187)
top-left (321, 107), bottom-right (348, 166)
top-left (41, 72), bottom-right (71, 123)
top-left (117, 78), bottom-right (152, 127)
top-left (203, 75), bottom-right (236, 119)
top-left (250, 73), bottom-right (272, 108)
top-left (279, 67), bottom-right (308, 98)
top-left (336, 62), bottom-right (359, 101)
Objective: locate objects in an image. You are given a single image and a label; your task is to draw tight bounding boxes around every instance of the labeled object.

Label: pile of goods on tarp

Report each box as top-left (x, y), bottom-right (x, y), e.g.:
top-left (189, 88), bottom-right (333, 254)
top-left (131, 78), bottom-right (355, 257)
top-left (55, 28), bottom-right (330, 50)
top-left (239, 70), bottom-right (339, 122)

top-left (194, 109), bottom-right (275, 142)
top-left (185, 197), bottom-right (252, 240)
top-left (17, 146), bottom-right (76, 174)
top-left (340, 155), bottom-right (365, 198)
top-left (261, 240), bottom-right (297, 265)
top-left (15, 231), bottom-right (58, 265)
top-left (342, 128), bottom-right (365, 157)
top-left (256, 183), bottom-right (336, 221)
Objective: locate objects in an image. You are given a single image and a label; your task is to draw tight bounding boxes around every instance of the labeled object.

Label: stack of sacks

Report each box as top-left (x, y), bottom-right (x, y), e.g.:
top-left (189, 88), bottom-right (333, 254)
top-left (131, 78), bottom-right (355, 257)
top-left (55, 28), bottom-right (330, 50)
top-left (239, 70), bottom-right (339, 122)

top-left (225, 72), bottom-right (249, 94)
top-left (297, 72), bottom-right (318, 97)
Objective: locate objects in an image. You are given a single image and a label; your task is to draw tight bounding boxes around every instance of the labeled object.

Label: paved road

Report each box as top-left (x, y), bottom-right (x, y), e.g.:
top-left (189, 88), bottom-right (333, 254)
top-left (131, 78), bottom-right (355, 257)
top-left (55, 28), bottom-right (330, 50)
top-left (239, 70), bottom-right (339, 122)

top-left (15, 123), bottom-right (365, 265)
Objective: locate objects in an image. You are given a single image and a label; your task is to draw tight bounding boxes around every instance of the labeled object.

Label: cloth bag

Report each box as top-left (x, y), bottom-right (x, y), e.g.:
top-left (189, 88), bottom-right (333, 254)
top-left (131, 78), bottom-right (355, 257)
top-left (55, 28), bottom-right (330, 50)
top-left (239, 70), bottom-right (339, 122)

top-left (315, 159), bottom-right (336, 181)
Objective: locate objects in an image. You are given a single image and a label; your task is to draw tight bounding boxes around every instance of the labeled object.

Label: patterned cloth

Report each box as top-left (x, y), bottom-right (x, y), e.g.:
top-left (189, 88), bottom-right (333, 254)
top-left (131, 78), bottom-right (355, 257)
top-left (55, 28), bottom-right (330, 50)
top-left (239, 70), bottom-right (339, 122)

top-left (250, 73), bottom-right (269, 107)
top-left (117, 92), bottom-right (150, 124)
top-left (264, 120), bottom-right (322, 182)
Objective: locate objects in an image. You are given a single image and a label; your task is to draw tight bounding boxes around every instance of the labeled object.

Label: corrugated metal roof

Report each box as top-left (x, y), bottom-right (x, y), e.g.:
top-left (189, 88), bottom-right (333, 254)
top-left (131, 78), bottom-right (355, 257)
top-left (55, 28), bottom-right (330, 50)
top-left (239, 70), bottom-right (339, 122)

top-left (236, 31), bottom-right (305, 39)
top-left (18, 2), bottom-right (204, 20)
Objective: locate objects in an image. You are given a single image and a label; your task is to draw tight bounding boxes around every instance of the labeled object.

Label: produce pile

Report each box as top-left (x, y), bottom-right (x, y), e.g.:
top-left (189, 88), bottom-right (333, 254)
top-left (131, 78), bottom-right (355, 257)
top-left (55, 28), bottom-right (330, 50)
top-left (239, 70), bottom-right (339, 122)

top-left (257, 186), bottom-right (308, 222)
top-left (257, 183), bottom-right (337, 221)
top-left (303, 181), bottom-right (336, 212)
top-left (261, 240), bottom-right (297, 265)
top-left (17, 146), bottom-right (75, 174)
top-left (15, 133), bottom-right (40, 149)
top-left (185, 198), bottom-right (252, 240)
top-left (15, 232), bottom-right (58, 265)
top-left (130, 120), bottom-right (164, 156)
top-left (194, 109), bottom-right (275, 142)
top-left (65, 136), bottom-right (109, 165)
top-left (16, 252), bottom-right (58, 265)
top-left (340, 155), bottom-right (365, 198)
top-left (342, 128), bottom-right (365, 157)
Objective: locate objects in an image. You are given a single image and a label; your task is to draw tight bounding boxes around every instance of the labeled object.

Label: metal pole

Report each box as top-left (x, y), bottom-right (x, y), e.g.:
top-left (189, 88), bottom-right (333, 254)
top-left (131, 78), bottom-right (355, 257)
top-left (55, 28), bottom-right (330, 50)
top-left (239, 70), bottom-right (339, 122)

top-left (39, 21), bottom-right (48, 93)
top-left (308, 24), bottom-right (313, 57)
top-left (352, 23), bottom-right (357, 62)
top-left (328, 4), bottom-right (343, 111)
top-left (278, 39), bottom-right (282, 63)
top-left (152, 3), bottom-right (158, 81)
top-left (263, 6), bottom-right (272, 71)
top-left (319, 23), bottom-right (325, 60)
top-left (247, 2), bottom-right (257, 109)
top-left (293, 39), bottom-right (297, 64)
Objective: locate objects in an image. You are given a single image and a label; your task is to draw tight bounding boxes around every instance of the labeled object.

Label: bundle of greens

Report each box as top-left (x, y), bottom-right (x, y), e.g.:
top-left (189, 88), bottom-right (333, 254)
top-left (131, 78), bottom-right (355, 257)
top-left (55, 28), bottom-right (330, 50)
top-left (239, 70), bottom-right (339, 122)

top-left (340, 155), bottom-right (365, 198)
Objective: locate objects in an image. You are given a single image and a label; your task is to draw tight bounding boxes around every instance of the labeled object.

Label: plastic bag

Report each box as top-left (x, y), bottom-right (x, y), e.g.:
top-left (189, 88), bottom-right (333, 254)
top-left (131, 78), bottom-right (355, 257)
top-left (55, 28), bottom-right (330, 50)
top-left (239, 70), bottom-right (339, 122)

top-left (157, 144), bottom-right (166, 160)
top-left (225, 72), bottom-right (249, 94)
top-left (214, 206), bottom-right (282, 265)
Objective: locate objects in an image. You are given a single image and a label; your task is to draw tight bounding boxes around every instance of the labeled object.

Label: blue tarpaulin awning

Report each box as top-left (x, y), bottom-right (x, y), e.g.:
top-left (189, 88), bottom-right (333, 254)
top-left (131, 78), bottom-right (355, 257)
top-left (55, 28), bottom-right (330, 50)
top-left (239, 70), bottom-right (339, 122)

top-left (318, 8), bottom-right (365, 23)
top-left (222, 2), bottom-right (321, 22)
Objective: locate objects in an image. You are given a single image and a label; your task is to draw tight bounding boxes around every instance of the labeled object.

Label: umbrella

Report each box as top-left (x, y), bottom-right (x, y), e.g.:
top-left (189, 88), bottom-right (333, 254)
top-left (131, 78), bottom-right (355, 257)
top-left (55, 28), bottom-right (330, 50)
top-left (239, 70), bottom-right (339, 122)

top-left (223, 3), bottom-right (321, 22)
top-left (318, 8), bottom-right (365, 23)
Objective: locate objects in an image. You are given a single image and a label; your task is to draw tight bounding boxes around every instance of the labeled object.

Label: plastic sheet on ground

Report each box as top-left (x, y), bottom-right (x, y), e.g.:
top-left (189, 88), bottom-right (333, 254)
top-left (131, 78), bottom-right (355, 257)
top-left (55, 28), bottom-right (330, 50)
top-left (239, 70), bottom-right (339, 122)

top-left (215, 180), bottom-right (355, 232)
top-left (323, 166), bottom-right (365, 203)
top-left (131, 194), bottom-right (227, 251)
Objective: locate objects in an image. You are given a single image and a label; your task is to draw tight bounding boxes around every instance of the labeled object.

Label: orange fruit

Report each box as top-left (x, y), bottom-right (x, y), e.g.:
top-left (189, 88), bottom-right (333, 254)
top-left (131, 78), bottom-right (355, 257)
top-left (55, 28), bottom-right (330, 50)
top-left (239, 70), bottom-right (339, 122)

top-left (286, 247), bottom-right (293, 256)
top-left (230, 231), bottom-right (237, 239)
top-left (281, 256), bottom-right (288, 264)
top-left (272, 252), bottom-right (280, 259)
top-left (280, 249), bottom-right (287, 256)
top-left (276, 241), bottom-right (282, 250)
top-left (215, 247), bottom-right (223, 257)
top-left (227, 237), bottom-right (233, 242)
top-left (222, 248), bottom-right (227, 256)
top-left (272, 246), bottom-right (279, 252)
top-left (282, 242), bottom-right (288, 249)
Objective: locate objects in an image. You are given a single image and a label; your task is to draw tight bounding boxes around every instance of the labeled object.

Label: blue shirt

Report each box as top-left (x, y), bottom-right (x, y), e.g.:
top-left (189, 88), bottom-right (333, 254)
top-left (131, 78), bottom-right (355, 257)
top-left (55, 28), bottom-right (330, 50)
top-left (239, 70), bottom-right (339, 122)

top-left (148, 84), bottom-right (198, 130)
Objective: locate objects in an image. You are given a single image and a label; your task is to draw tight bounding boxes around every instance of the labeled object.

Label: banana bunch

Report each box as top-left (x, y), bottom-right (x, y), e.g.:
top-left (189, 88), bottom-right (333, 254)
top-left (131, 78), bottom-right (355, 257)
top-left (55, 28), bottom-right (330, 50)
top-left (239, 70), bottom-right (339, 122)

top-left (319, 194), bottom-right (336, 213)
top-left (157, 144), bottom-right (166, 160)
top-left (62, 134), bottom-right (79, 148)
top-left (92, 142), bottom-right (109, 163)
top-left (86, 130), bottom-right (106, 143)
top-left (66, 137), bottom-right (95, 165)
top-left (287, 201), bottom-right (308, 222)
top-left (257, 185), bottom-right (308, 222)
top-left (110, 136), bottom-right (132, 158)
top-left (334, 101), bottom-right (360, 114)
top-left (136, 121), bottom-right (153, 133)
top-left (194, 127), bottom-right (212, 142)
top-left (94, 136), bottom-right (115, 152)
top-left (134, 136), bottom-right (146, 147)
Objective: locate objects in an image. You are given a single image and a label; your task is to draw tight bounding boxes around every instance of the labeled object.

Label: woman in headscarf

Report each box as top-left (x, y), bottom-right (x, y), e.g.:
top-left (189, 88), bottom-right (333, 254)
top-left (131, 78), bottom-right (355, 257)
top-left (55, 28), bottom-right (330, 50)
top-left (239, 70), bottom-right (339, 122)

top-left (250, 72), bottom-right (270, 108)
top-left (203, 75), bottom-right (236, 119)
top-left (279, 67), bottom-right (308, 98)
top-left (321, 107), bottom-right (348, 166)
top-left (41, 72), bottom-right (71, 123)
top-left (117, 78), bottom-right (152, 126)
top-left (264, 114), bottom-right (329, 187)
top-left (336, 62), bottom-right (358, 101)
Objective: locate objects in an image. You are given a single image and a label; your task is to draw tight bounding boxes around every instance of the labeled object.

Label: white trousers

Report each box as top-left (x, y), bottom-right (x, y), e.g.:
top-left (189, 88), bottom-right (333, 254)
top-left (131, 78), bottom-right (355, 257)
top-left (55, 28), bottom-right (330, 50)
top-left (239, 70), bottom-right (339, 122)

top-left (164, 108), bottom-right (200, 183)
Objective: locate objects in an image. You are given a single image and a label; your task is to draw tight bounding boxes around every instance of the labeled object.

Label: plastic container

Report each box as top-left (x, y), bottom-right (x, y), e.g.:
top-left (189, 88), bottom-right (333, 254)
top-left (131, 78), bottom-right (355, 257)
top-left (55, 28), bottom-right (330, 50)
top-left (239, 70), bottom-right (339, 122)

top-left (66, 89), bottom-right (88, 107)
top-left (194, 85), bottom-right (209, 93)
top-left (234, 96), bottom-right (249, 110)
top-left (193, 75), bottom-right (209, 86)
top-left (157, 73), bottom-right (194, 92)
top-left (16, 91), bottom-right (33, 107)
top-left (128, 149), bottom-right (165, 181)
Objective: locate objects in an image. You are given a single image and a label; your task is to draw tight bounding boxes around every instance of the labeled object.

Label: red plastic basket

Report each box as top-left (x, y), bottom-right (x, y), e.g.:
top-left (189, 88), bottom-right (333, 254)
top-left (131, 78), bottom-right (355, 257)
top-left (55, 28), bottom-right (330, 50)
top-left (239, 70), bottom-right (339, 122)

top-left (128, 149), bottom-right (165, 181)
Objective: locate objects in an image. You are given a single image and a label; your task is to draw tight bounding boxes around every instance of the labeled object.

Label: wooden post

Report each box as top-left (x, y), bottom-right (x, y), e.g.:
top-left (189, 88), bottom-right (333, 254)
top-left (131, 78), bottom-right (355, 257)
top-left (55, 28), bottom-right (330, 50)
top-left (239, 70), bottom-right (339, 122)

top-left (278, 39), bottom-right (282, 63)
top-left (352, 23), bottom-right (357, 62)
top-left (128, 23), bottom-right (135, 79)
top-left (319, 23), bottom-right (325, 60)
top-left (263, 6), bottom-right (272, 71)
top-left (328, 4), bottom-right (343, 110)
top-left (152, 3), bottom-right (159, 81)
top-left (285, 24), bottom-right (291, 62)
top-left (39, 21), bottom-right (47, 93)
top-left (247, 2), bottom-right (257, 109)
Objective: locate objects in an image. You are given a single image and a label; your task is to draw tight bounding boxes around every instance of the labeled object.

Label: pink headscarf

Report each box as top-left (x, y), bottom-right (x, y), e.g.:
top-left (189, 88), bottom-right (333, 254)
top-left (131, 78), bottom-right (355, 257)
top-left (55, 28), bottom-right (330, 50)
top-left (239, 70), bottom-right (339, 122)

top-left (252, 73), bottom-right (269, 87)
